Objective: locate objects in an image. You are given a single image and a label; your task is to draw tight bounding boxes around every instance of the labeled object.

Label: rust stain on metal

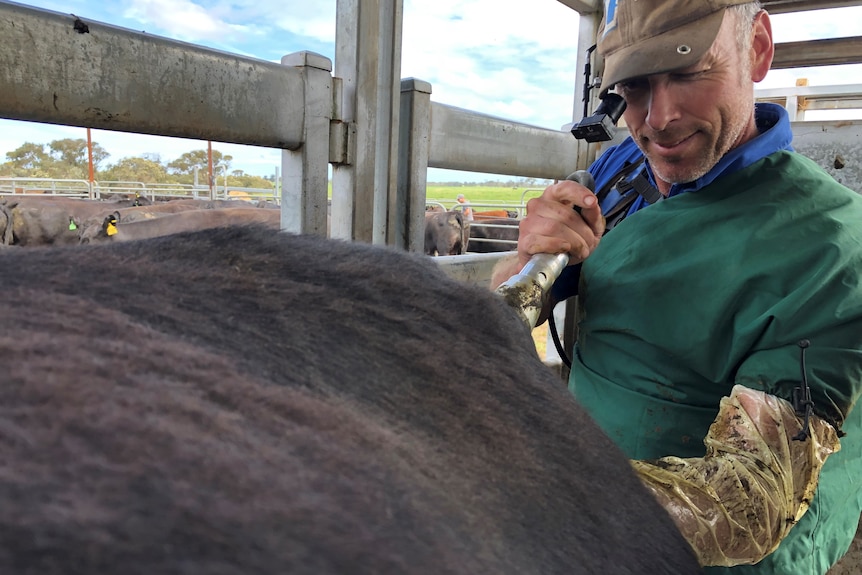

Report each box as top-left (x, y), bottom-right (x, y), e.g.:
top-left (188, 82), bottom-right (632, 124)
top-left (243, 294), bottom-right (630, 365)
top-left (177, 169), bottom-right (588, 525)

top-left (71, 15), bottom-right (89, 34)
top-left (84, 107), bottom-right (128, 123)
top-left (834, 154), bottom-right (846, 170)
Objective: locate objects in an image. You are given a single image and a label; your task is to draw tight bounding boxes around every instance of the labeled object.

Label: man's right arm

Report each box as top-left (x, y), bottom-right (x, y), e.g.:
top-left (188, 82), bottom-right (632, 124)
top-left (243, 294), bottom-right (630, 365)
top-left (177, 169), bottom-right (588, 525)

top-left (489, 179), bottom-right (603, 323)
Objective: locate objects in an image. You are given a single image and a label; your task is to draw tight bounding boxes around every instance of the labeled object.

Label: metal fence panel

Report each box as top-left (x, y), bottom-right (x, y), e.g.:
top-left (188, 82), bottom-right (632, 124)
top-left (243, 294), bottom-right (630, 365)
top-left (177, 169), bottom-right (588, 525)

top-left (0, 1), bottom-right (306, 149)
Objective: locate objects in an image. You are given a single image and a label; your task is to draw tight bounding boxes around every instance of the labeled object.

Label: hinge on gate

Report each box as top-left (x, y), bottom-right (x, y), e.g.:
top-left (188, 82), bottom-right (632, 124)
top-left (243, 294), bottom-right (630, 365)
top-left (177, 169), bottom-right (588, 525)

top-left (329, 76), bottom-right (355, 166)
top-left (329, 120), bottom-right (356, 166)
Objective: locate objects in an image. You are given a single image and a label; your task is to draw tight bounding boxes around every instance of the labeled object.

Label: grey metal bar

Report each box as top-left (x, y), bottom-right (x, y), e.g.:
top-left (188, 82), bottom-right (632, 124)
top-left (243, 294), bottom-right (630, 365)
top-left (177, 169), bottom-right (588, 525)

top-left (428, 103), bottom-right (580, 181)
top-left (0, 0), bottom-right (306, 149)
top-left (434, 252), bottom-right (509, 289)
top-left (773, 37), bottom-right (862, 69)
top-left (396, 78), bottom-right (433, 252)
top-left (331, 0), bottom-right (404, 244)
top-left (280, 52), bottom-right (333, 236)
top-left (755, 83), bottom-right (862, 99)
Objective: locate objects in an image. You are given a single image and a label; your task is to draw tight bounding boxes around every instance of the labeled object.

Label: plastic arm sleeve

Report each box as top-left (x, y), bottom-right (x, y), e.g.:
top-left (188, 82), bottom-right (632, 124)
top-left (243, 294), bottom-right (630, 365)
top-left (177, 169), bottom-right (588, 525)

top-left (631, 385), bottom-right (840, 567)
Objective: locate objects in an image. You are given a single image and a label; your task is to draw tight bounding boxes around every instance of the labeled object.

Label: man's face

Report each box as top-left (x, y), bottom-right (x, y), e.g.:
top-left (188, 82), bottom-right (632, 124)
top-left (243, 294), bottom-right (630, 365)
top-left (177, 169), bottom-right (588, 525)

top-left (614, 12), bottom-right (757, 190)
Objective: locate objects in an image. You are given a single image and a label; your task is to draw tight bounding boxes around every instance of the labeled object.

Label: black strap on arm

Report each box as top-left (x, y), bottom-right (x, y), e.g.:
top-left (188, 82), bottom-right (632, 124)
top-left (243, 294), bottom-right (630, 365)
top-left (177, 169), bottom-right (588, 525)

top-left (595, 155), bottom-right (662, 234)
top-left (617, 171), bottom-right (663, 204)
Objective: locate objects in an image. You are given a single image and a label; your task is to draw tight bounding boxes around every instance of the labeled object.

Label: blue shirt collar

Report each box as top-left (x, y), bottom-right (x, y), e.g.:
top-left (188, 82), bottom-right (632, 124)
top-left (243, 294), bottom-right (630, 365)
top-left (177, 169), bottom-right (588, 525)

top-left (643, 102), bottom-right (794, 198)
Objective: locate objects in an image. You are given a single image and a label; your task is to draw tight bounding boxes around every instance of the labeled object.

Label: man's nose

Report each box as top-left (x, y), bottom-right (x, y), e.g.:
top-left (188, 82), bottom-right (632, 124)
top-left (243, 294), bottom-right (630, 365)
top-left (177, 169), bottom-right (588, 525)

top-left (645, 80), bottom-right (681, 132)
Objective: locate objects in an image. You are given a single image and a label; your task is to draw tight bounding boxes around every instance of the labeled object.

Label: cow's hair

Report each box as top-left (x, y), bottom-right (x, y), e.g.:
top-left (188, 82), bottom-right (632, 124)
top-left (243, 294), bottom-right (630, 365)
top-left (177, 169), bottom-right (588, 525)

top-left (0, 225), bottom-right (701, 575)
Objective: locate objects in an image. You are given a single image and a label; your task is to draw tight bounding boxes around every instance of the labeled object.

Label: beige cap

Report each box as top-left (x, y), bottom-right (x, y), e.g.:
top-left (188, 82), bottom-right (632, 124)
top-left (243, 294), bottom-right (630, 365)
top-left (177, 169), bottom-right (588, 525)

top-left (597, 0), bottom-right (753, 93)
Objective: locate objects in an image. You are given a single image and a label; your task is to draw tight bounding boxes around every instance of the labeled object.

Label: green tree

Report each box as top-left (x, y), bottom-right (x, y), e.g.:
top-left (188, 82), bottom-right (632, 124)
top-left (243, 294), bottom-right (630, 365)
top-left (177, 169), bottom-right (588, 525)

top-left (231, 173), bottom-right (274, 189)
top-left (1, 142), bottom-right (55, 177)
top-left (167, 149), bottom-right (233, 177)
top-left (101, 157), bottom-right (170, 183)
top-left (0, 139), bottom-right (108, 178)
top-left (48, 138), bottom-right (109, 178)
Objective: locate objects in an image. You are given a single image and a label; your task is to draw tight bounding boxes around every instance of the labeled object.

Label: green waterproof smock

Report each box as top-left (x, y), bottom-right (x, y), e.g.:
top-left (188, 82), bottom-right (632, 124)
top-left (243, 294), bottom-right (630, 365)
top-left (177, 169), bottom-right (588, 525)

top-left (570, 150), bottom-right (862, 574)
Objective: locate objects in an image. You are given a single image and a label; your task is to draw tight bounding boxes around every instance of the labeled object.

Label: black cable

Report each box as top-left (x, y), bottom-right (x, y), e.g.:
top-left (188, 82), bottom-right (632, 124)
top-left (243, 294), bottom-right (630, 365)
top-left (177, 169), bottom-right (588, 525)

top-left (582, 44), bottom-right (598, 119)
top-left (792, 339), bottom-right (814, 441)
top-left (548, 308), bottom-right (572, 369)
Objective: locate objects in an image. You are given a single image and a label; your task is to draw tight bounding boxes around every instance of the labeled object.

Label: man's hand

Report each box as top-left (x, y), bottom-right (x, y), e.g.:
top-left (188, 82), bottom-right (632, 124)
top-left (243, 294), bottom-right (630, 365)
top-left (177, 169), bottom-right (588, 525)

top-left (489, 179), bottom-right (604, 292)
top-left (518, 179), bottom-right (605, 270)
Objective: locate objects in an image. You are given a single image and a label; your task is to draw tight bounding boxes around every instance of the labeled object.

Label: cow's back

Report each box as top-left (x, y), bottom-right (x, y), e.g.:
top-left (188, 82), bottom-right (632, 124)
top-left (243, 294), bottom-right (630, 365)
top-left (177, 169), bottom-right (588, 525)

top-left (0, 225), bottom-right (700, 574)
top-left (467, 216), bottom-right (519, 252)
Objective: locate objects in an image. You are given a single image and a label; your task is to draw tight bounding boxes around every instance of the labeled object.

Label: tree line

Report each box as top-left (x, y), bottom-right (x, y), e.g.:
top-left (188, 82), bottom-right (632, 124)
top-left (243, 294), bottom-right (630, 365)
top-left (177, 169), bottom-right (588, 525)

top-left (0, 138), bottom-right (276, 189)
top-left (0, 138), bottom-right (554, 190)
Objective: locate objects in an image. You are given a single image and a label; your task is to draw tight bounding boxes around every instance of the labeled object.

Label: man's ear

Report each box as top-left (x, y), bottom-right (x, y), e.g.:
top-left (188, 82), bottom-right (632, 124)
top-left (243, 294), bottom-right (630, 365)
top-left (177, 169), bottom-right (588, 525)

top-left (750, 10), bottom-right (774, 82)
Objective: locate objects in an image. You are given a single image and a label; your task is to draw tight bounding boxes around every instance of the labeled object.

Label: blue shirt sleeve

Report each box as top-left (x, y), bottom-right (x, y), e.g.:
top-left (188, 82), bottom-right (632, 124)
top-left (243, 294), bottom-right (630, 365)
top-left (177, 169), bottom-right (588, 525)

top-left (550, 138), bottom-right (643, 302)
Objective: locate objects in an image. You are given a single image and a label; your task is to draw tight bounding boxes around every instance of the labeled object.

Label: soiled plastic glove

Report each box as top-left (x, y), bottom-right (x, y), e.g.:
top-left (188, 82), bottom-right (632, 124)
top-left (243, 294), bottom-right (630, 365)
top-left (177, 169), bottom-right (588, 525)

top-left (632, 385), bottom-right (840, 567)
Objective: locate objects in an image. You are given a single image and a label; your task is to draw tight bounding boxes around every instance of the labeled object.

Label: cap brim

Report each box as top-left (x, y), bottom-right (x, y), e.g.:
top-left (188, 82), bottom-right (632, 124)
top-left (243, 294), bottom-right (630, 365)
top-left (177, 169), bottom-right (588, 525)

top-left (599, 9), bottom-right (726, 95)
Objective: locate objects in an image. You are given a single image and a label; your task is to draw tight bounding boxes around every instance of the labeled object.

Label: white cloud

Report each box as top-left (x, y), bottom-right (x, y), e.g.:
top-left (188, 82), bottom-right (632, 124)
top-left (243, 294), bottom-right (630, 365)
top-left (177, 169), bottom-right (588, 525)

top-left (269, 2), bottom-right (337, 43)
top-left (401, 0), bottom-right (581, 130)
top-left (122, 0), bottom-right (252, 43)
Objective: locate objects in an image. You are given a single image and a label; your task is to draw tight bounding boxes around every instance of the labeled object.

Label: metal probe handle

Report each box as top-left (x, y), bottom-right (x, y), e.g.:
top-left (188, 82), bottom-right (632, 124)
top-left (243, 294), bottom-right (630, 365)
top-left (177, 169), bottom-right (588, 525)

top-left (494, 170), bottom-right (596, 329)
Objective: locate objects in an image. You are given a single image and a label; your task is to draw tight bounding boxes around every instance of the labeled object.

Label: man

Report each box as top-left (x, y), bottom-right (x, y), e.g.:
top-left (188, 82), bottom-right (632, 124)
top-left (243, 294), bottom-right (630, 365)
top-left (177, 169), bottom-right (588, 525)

top-left (492, 1), bottom-right (862, 573)
top-left (456, 193), bottom-right (474, 221)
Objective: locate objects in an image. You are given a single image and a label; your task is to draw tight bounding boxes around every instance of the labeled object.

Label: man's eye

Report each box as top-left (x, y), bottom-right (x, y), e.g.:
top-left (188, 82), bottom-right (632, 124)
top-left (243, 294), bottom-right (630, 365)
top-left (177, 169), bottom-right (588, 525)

top-left (616, 80), bottom-right (648, 95)
top-left (672, 70), bottom-right (706, 81)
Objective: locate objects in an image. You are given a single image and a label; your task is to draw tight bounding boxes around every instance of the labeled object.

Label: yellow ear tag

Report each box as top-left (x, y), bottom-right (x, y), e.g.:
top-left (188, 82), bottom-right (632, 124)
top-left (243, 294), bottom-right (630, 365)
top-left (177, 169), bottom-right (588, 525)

top-left (106, 222), bottom-right (118, 236)
top-left (68, 219), bottom-right (77, 231)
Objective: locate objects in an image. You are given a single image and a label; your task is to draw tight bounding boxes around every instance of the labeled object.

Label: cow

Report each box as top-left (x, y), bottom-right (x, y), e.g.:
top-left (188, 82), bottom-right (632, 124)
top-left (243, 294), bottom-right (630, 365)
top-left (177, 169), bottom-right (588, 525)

top-left (75, 198), bottom-right (276, 237)
top-left (0, 195), bottom-right (150, 246)
top-left (472, 209), bottom-right (519, 220)
top-left (424, 210), bottom-right (469, 256)
top-left (0, 225), bottom-right (701, 575)
top-left (79, 207), bottom-right (281, 243)
top-left (0, 202), bottom-right (12, 246)
top-left (467, 216), bottom-right (520, 253)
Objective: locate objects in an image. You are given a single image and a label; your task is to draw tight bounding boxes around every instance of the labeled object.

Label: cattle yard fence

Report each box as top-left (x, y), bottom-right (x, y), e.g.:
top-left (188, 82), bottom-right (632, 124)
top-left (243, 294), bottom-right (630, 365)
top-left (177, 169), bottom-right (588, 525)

top-left (0, 177), bottom-right (279, 203)
top-left (2, 0), bottom-right (862, 283)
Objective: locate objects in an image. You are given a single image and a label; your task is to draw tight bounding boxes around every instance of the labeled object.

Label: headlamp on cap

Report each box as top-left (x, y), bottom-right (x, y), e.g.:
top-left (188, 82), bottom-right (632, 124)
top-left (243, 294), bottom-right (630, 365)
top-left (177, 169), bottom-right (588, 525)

top-left (570, 43), bottom-right (626, 143)
top-left (571, 92), bottom-right (626, 143)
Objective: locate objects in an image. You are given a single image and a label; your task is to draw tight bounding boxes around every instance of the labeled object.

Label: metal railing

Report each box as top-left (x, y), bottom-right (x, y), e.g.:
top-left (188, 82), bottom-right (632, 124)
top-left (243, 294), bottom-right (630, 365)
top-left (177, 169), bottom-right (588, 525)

top-left (0, 177), bottom-right (91, 198)
top-left (0, 177), bottom-right (279, 203)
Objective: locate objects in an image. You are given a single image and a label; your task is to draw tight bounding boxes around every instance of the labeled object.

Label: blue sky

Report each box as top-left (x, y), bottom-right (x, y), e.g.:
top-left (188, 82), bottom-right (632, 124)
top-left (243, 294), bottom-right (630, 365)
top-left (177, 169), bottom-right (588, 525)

top-left (2, 0), bottom-right (862, 182)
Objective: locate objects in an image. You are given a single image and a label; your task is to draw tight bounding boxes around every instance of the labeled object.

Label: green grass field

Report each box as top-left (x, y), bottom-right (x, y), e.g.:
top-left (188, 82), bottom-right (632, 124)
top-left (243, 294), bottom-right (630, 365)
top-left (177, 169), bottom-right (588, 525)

top-left (425, 184), bottom-right (546, 209)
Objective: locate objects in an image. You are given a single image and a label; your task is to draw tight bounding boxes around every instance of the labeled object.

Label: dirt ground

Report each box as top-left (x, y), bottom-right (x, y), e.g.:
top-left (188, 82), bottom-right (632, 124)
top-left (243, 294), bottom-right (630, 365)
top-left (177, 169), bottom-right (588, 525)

top-left (827, 516), bottom-right (862, 575)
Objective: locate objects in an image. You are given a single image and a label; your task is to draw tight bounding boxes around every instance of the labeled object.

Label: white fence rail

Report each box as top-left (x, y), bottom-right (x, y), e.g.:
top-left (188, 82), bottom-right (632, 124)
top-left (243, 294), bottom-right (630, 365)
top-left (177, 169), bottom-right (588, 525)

top-left (0, 177), bottom-right (279, 203)
top-left (0, 177), bottom-right (91, 197)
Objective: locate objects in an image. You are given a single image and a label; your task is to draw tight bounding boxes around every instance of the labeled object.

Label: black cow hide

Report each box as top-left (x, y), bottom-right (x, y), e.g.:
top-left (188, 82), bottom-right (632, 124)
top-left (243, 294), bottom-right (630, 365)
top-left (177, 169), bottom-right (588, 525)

top-left (0, 225), bottom-right (701, 575)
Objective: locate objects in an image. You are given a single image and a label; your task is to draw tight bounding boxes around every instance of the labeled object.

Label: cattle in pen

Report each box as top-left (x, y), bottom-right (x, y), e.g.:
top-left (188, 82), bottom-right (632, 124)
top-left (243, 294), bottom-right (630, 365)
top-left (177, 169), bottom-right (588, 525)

top-left (79, 206), bottom-right (281, 243)
top-left (424, 210), bottom-right (469, 256)
top-left (0, 225), bottom-right (701, 575)
top-left (467, 216), bottom-right (520, 253)
top-left (0, 194), bottom-right (149, 246)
